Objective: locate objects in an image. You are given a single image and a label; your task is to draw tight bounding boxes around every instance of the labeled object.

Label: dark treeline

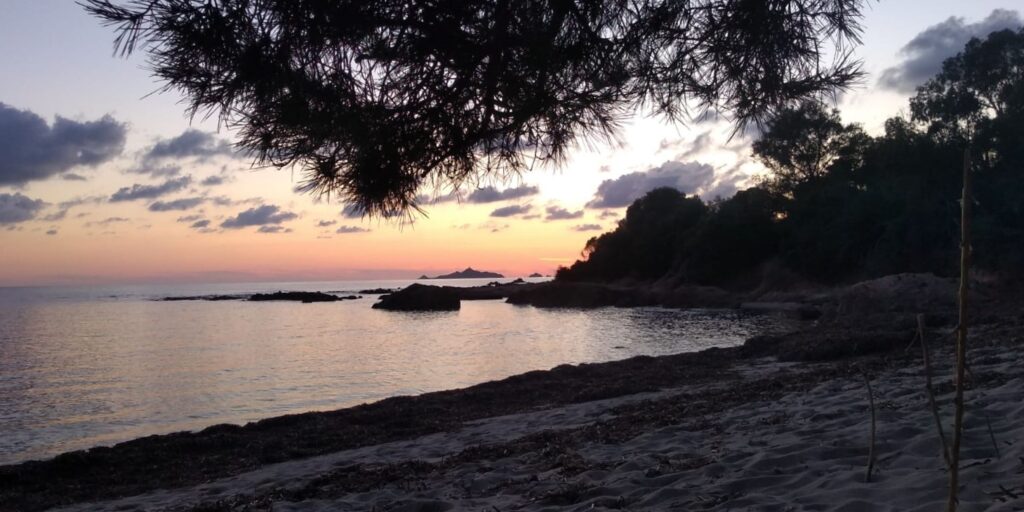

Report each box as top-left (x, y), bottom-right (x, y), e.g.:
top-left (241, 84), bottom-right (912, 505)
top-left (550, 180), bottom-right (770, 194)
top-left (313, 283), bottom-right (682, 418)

top-left (558, 28), bottom-right (1024, 287)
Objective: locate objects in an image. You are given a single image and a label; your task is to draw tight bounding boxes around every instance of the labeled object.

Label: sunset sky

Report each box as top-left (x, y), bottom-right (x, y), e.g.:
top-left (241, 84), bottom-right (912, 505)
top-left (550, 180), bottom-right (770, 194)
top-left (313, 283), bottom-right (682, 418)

top-left (1, 1), bottom-right (1020, 286)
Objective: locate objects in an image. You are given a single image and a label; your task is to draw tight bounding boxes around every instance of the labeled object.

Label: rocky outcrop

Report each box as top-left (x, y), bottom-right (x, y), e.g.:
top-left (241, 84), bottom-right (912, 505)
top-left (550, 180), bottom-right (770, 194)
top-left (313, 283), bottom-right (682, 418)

top-left (248, 292), bottom-right (359, 303)
top-left (372, 284), bottom-right (461, 311)
top-left (833, 273), bottom-right (959, 316)
top-left (505, 281), bottom-right (739, 309)
top-left (426, 267), bottom-right (505, 279)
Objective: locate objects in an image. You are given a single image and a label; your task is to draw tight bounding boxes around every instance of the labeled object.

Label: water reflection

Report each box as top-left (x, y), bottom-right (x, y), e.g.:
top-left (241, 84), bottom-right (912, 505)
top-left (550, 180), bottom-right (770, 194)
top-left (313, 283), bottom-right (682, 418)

top-left (0, 283), bottom-right (797, 464)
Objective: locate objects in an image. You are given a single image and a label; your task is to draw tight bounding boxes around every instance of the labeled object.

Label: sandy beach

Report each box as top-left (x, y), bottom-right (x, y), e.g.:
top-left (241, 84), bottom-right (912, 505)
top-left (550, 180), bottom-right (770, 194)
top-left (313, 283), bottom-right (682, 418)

top-left (3, 309), bottom-right (1020, 511)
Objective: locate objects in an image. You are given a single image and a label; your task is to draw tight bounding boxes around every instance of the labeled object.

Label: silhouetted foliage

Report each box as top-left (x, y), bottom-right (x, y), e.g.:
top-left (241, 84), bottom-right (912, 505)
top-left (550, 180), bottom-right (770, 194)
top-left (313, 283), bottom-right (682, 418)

top-left (82, 0), bottom-right (865, 217)
top-left (752, 102), bottom-right (869, 197)
top-left (559, 28), bottom-right (1024, 287)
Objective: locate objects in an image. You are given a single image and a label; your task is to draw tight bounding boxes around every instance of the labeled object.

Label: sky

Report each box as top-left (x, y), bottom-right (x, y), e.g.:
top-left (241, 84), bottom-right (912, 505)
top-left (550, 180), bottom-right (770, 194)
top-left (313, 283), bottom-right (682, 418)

top-left (0, 1), bottom-right (1020, 286)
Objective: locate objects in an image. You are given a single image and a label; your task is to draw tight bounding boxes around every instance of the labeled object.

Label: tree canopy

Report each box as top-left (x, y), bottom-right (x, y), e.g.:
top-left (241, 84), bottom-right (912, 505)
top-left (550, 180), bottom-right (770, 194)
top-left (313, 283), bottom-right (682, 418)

top-left (558, 27), bottom-right (1024, 287)
top-left (83, 0), bottom-right (865, 217)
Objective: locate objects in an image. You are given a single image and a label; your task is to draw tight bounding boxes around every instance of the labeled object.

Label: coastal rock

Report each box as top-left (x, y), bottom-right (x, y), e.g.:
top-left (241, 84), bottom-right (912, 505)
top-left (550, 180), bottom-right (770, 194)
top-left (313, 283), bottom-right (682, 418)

top-left (372, 284), bottom-right (460, 311)
top-left (506, 282), bottom-right (631, 308)
top-left (358, 288), bottom-right (399, 294)
top-left (834, 273), bottom-right (958, 316)
top-left (506, 281), bottom-right (738, 309)
top-left (528, 272), bottom-right (543, 278)
top-left (248, 291), bottom-right (353, 303)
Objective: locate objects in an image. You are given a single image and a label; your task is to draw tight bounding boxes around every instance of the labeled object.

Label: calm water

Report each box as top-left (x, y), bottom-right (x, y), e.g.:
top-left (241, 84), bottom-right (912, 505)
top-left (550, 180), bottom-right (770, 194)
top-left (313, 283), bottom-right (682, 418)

top-left (0, 279), bottom-right (797, 465)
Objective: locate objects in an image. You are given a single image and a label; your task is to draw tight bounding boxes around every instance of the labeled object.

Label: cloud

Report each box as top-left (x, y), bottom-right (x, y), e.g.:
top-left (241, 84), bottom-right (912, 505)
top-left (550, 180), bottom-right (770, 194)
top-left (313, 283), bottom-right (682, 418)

top-left (190, 219), bottom-right (211, 229)
top-left (677, 131), bottom-right (714, 160)
top-left (58, 195), bottom-right (105, 210)
top-left (220, 204), bottom-right (297, 228)
top-left (336, 225), bottom-right (370, 234)
top-left (145, 129), bottom-right (235, 161)
top-left (466, 185), bottom-right (539, 203)
top-left (0, 103), bottom-right (126, 185)
top-left (0, 193), bottom-right (46, 223)
top-left (477, 221), bottom-right (510, 233)
top-left (257, 225), bottom-right (292, 234)
top-left (200, 175), bottom-right (226, 186)
top-left (61, 173), bottom-right (87, 181)
top-left (110, 176), bottom-right (192, 202)
top-left (702, 175), bottom-right (743, 200)
top-left (490, 204), bottom-right (532, 217)
top-left (86, 216), bottom-right (130, 227)
top-left (148, 197), bottom-right (206, 212)
top-left (415, 191), bottom-right (460, 204)
top-left (544, 205), bottom-right (584, 220)
top-left (316, 219), bottom-right (337, 227)
top-left (597, 210), bottom-right (619, 220)
top-left (878, 9), bottom-right (1022, 92)
top-left (127, 164), bottom-right (182, 178)
top-left (586, 160), bottom-right (715, 208)
top-left (176, 214), bottom-right (204, 223)
top-left (572, 224), bottom-right (603, 232)
top-left (46, 229), bottom-right (57, 236)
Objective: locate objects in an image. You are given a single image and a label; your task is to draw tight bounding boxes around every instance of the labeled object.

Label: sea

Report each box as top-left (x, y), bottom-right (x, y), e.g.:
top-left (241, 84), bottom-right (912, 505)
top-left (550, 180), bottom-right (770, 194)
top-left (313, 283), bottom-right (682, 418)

top-left (0, 278), bottom-right (800, 465)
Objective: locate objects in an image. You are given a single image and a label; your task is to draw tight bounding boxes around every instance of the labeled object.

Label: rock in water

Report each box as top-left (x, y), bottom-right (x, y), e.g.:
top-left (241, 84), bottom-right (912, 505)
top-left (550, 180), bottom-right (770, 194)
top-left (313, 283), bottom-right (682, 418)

top-left (248, 291), bottom-right (345, 303)
top-left (372, 284), bottom-right (461, 311)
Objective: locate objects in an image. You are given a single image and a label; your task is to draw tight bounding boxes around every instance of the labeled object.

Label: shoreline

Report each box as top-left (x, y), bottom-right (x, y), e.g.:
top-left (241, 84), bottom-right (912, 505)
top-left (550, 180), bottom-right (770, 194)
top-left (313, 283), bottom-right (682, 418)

top-left (0, 310), bottom-right (916, 511)
top-left (2, 297), bottom-right (1021, 510)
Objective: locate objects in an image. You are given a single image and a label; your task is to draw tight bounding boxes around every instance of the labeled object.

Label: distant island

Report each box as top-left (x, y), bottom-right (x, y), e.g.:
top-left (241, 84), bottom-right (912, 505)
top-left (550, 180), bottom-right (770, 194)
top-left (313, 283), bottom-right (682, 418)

top-left (528, 273), bottom-right (543, 278)
top-left (419, 267), bottom-right (504, 279)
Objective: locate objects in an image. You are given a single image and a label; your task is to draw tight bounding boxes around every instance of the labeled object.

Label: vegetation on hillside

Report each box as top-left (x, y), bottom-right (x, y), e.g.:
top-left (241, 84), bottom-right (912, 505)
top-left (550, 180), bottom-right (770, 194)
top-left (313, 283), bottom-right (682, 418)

top-left (558, 28), bottom-right (1024, 287)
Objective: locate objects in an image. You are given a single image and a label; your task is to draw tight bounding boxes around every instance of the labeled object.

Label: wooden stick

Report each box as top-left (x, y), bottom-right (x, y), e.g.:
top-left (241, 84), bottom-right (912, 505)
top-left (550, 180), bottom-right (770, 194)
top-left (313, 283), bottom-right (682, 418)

top-left (863, 369), bottom-right (877, 483)
top-left (918, 314), bottom-right (951, 468)
top-left (947, 147), bottom-right (972, 512)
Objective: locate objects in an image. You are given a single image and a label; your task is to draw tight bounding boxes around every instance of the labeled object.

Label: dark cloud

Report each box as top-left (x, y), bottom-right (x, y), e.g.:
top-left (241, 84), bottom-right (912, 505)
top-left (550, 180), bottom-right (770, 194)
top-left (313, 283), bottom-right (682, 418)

top-left (110, 176), bottom-right (192, 202)
top-left (572, 224), bottom-right (603, 232)
top-left (200, 175), bottom-right (226, 186)
top-left (86, 216), bottom-right (130, 227)
top-left (190, 219), bottom-right (211, 229)
top-left (522, 214), bottom-right (541, 220)
top-left (0, 193), bottom-right (46, 223)
top-left (46, 229), bottom-right (57, 236)
top-left (42, 208), bottom-right (68, 222)
top-left (586, 160), bottom-right (715, 208)
top-left (702, 176), bottom-right (743, 200)
top-left (177, 214), bottom-right (204, 223)
top-left (544, 205), bottom-right (584, 221)
top-left (127, 164), bottom-right (182, 178)
top-left (257, 225), bottom-right (293, 234)
top-left (490, 204), bottom-right (532, 217)
top-left (597, 210), bottom-right (619, 220)
top-left (220, 204), bottom-right (297, 228)
top-left (878, 9), bottom-right (1022, 92)
top-left (415, 191), bottom-right (460, 204)
top-left (700, 160), bottom-right (750, 200)
top-left (466, 185), bottom-right (539, 203)
top-left (148, 197), bottom-right (206, 212)
top-left (61, 173), bottom-right (88, 181)
top-left (0, 103), bottom-right (126, 185)
top-left (145, 129), bottom-right (235, 161)
top-left (336, 225), bottom-right (370, 234)
top-left (317, 219), bottom-right (337, 227)
top-left (58, 195), bottom-right (105, 210)
top-left (677, 131), bottom-right (714, 160)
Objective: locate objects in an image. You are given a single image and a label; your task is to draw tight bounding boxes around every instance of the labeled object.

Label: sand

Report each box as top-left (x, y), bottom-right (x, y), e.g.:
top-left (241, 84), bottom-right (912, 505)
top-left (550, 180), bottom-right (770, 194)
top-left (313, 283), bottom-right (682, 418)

top-left (47, 322), bottom-right (1024, 511)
